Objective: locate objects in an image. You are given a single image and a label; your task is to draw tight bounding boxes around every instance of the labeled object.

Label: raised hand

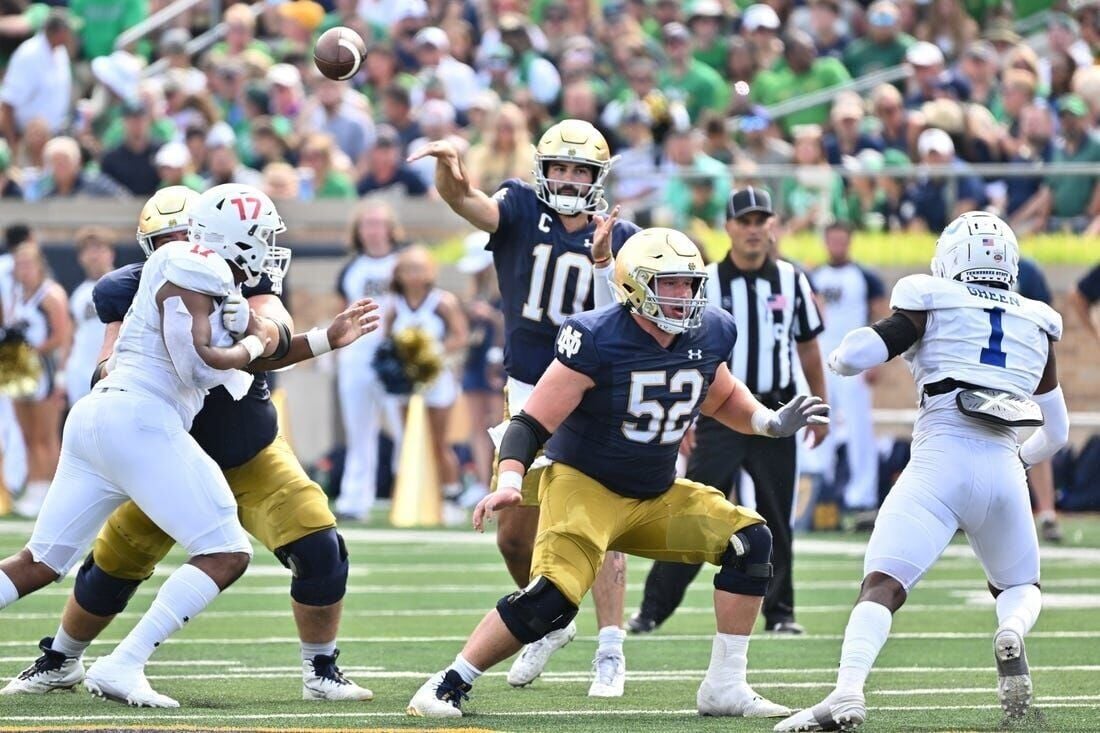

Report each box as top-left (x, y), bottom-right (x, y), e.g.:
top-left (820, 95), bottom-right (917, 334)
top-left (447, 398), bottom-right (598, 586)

top-left (326, 298), bottom-right (380, 349)
top-left (407, 140), bottom-right (465, 182)
top-left (591, 204), bottom-right (620, 264)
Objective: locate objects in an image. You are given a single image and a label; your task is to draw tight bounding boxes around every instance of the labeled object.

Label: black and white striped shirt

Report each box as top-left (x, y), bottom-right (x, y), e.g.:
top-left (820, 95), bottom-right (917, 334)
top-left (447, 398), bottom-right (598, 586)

top-left (705, 257), bottom-right (823, 398)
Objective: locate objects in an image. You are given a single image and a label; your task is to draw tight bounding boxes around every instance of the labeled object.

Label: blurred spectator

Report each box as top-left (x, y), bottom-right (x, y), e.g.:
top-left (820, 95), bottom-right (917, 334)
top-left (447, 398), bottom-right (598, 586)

top-left (1068, 263), bottom-right (1100, 345)
top-left (69, 0), bottom-right (145, 60)
top-left (869, 82), bottom-right (913, 153)
top-left (873, 142), bottom-right (918, 231)
top-left (657, 22), bottom-right (728, 123)
top-left (37, 137), bottom-right (126, 199)
top-left (840, 149), bottom-right (887, 230)
top-left (957, 41), bottom-right (999, 112)
top-left (380, 84), bottom-right (422, 152)
top-left (158, 28), bottom-right (206, 92)
top-left (842, 0), bottom-right (914, 78)
top-left (808, 0), bottom-right (850, 60)
top-left (780, 123), bottom-right (846, 233)
top-left (0, 139), bottom-right (21, 199)
top-left (356, 124), bottom-right (428, 197)
top-left (1046, 50), bottom-right (1078, 106)
top-left (1041, 12), bottom-right (1094, 91)
top-left (466, 103), bottom-right (534, 194)
top-left (496, 14), bottom-right (561, 106)
top-left (203, 123), bottom-right (262, 189)
top-left (0, 9), bottom-right (73, 149)
top-left (363, 43), bottom-right (417, 110)
top-left (413, 26), bottom-right (478, 113)
top-left (406, 99), bottom-right (463, 188)
top-left (304, 77), bottom-right (375, 167)
top-left (267, 63), bottom-right (306, 126)
top-left (913, 0), bottom-right (978, 60)
top-left (276, 0), bottom-right (325, 46)
top-left (211, 2), bottom-right (272, 64)
top-left (823, 94), bottom-right (884, 165)
top-left (99, 100), bottom-right (161, 197)
top-left (659, 127), bottom-right (730, 229)
top-left (903, 41), bottom-right (947, 109)
top-left (751, 29), bottom-right (852, 134)
top-left (603, 57), bottom-right (689, 134)
top-left (734, 106), bottom-right (794, 166)
top-left (262, 161), bottom-right (300, 201)
top-left (464, 89), bottom-right (500, 146)
top-left (726, 37), bottom-right (761, 86)
top-left (154, 141), bottom-right (203, 192)
top-left (1079, 1), bottom-right (1100, 61)
top-left (612, 102), bottom-right (662, 219)
top-left (248, 117), bottom-right (295, 169)
top-left (996, 68), bottom-right (1038, 130)
top-left (700, 111), bottom-right (736, 165)
top-left (299, 132), bottom-right (356, 200)
top-left (1011, 94), bottom-right (1100, 236)
top-left (687, 0), bottom-right (729, 72)
top-left (907, 127), bottom-right (986, 231)
top-left (66, 226), bottom-right (114, 407)
top-left (1002, 103), bottom-right (1054, 218)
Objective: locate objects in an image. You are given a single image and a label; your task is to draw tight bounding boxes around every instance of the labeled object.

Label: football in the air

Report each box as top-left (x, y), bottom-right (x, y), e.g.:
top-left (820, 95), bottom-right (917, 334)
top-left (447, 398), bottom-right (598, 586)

top-left (314, 26), bottom-right (366, 81)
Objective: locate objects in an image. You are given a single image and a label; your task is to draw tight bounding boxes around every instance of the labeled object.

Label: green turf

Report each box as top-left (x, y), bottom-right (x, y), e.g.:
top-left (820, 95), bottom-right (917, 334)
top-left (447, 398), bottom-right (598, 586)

top-left (0, 514), bottom-right (1097, 732)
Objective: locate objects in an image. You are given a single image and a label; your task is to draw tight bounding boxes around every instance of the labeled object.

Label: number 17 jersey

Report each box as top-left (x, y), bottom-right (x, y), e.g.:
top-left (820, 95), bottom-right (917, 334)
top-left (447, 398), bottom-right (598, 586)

top-left (488, 179), bottom-right (640, 385)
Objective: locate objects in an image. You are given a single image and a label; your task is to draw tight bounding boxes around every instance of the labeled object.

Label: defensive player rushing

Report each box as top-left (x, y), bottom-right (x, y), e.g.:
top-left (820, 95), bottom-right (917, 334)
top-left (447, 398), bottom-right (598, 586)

top-left (775, 212), bottom-right (1068, 732)
top-left (1, 186), bottom-right (378, 705)
top-left (409, 120), bottom-right (639, 695)
top-left (407, 228), bottom-right (829, 718)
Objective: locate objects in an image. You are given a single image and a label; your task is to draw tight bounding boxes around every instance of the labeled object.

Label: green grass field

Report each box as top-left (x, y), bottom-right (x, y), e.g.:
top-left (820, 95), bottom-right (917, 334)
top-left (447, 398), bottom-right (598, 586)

top-left (0, 514), bottom-right (1097, 732)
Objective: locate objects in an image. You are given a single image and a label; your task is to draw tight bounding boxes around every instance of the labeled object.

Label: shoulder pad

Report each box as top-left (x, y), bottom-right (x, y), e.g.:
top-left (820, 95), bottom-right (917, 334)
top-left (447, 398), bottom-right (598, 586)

top-left (92, 263), bottom-right (143, 324)
top-left (1029, 300), bottom-right (1063, 341)
top-left (890, 274), bottom-right (936, 311)
top-left (163, 245), bottom-right (233, 297)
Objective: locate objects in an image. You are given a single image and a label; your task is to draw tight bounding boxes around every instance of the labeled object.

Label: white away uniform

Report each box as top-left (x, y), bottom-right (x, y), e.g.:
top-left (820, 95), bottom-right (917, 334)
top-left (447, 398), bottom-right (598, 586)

top-left (26, 242), bottom-right (253, 576)
top-left (865, 275), bottom-right (1061, 591)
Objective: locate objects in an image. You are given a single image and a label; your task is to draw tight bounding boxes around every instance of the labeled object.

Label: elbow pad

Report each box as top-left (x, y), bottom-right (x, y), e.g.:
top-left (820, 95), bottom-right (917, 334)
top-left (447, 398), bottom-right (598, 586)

top-left (828, 327), bottom-right (889, 377)
top-left (1019, 386), bottom-right (1069, 467)
top-left (870, 311), bottom-right (922, 359)
top-left (498, 410), bottom-right (552, 470)
top-left (162, 296), bottom-right (253, 399)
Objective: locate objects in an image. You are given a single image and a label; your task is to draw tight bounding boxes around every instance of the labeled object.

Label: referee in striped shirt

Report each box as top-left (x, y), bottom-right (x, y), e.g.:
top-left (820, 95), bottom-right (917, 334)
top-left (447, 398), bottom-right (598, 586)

top-left (629, 186), bottom-right (829, 635)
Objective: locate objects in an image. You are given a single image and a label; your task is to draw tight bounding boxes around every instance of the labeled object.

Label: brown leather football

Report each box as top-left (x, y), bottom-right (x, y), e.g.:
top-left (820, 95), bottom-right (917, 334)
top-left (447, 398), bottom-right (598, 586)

top-left (313, 26), bottom-right (366, 81)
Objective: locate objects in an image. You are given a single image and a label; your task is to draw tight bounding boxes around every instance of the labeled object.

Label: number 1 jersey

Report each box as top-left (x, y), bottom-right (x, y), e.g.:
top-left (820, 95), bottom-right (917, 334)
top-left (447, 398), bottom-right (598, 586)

top-left (546, 305), bottom-right (738, 499)
top-left (487, 179), bottom-right (640, 385)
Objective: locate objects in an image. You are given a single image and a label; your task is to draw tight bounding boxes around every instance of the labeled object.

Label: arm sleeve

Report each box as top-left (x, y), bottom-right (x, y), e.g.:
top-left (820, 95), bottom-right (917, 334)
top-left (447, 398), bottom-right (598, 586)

top-left (792, 270), bottom-right (824, 342)
top-left (829, 327), bottom-right (890, 376)
top-left (592, 262), bottom-right (616, 308)
top-left (1019, 386), bottom-right (1069, 467)
top-left (553, 318), bottom-right (600, 379)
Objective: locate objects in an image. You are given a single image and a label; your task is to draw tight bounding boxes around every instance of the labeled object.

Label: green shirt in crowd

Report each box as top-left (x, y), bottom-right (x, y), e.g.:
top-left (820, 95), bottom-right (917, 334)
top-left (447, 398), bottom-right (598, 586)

top-left (665, 152), bottom-right (731, 229)
top-left (751, 58), bottom-right (852, 133)
top-left (70, 0), bottom-right (147, 59)
top-left (1047, 132), bottom-right (1100, 218)
top-left (317, 170), bottom-right (357, 199)
top-left (842, 33), bottom-right (914, 78)
top-left (659, 59), bottom-right (729, 122)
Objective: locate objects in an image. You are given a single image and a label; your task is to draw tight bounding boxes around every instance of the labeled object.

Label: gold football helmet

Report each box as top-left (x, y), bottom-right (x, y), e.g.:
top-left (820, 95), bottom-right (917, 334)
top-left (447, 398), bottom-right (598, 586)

top-left (613, 228), bottom-right (708, 334)
top-left (136, 186), bottom-right (200, 257)
top-left (533, 119), bottom-right (615, 216)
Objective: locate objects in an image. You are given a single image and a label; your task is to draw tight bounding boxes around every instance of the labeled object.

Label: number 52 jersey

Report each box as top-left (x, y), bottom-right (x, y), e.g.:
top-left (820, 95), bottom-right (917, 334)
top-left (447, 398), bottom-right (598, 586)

top-left (545, 305), bottom-right (739, 499)
top-left (488, 179), bottom-right (640, 386)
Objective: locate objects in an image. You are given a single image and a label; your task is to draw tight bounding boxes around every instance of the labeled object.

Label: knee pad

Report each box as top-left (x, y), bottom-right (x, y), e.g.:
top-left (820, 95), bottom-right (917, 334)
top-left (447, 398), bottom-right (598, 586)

top-left (274, 529), bottom-right (349, 607)
top-left (714, 523), bottom-right (773, 597)
top-left (73, 553), bottom-right (143, 617)
top-left (495, 576), bottom-right (578, 644)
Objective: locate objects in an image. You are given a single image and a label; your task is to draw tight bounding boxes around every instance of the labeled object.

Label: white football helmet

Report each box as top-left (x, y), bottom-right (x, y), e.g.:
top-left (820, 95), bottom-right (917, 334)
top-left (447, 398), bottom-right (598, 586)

top-left (612, 228), bottom-right (708, 334)
top-left (187, 184), bottom-right (291, 292)
top-left (931, 211), bottom-right (1019, 287)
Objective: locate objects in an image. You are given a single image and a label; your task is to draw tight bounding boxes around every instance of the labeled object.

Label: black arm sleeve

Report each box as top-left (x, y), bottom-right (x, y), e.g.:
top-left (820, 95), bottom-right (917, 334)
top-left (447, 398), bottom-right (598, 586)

top-left (498, 410), bottom-right (552, 470)
top-left (870, 311), bottom-right (921, 360)
top-left (258, 320), bottom-right (293, 363)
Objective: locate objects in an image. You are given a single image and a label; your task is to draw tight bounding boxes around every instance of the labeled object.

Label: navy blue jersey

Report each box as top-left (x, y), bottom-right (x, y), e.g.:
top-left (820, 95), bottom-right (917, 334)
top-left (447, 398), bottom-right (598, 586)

top-left (545, 305), bottom-right (738, 499)
top-left (93, 263), bottom-right (279, 469)
top-left (488, 179), bottom-right (641, 385)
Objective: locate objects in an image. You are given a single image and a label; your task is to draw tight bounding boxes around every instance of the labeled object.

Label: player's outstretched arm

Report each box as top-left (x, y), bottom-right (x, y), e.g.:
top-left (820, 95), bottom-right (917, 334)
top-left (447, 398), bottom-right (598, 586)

top-left (828, 308), bottom-right (927, 376)
top-left (701, 363), bottom-right (829, 438)
top-left (252, 298), bottom-right (380, 371)
top-left (406, 139), bottom-right (501, 233)
top-left (473, 360), bottom-right (595, 531)
top-left (1019, 342), bottom-right (1070, 468)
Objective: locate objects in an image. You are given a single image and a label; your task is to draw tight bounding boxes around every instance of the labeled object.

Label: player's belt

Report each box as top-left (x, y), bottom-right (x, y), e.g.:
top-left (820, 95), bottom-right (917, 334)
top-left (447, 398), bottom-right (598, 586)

top-left (921, 378), bottom-right (983, 397)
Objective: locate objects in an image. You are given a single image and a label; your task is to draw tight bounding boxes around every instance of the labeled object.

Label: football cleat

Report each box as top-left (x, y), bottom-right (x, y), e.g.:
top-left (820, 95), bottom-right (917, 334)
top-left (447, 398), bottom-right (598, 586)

top-left (697, 679), bottom-right (792, 718)
top-left (0, 637), bottom-right (84, 694)
top-left (406, 669), bottom-right (470, 717)
top-left (1039, 516), bottom-right (1063, 543)
top-left (302, 649), bottom-right (373, 701)
top-left (588, 650), bottom-right (626, 697)
top-left (506, 620), bottom-right (577, 687)
top-left (772, 690), bottom-right (867, 731)
top-left (84, 654), bottom-right (179, 708)
top-left (626, 612), bottom-right (659, 635)
top-left (995, 629), bottom-right (1032, 718)
top-left (767, 620), bottom-right (806, 635)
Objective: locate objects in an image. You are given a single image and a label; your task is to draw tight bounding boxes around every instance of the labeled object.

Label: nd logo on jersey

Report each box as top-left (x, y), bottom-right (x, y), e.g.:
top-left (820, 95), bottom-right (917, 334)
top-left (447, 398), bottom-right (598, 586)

top-left (557, 325), bottom-right (583, 358)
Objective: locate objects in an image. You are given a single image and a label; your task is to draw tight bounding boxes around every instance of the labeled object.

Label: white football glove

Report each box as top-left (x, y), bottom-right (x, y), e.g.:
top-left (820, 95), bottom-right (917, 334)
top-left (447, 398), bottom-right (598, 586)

top-left (757, 394), bottom-right (830, 438)
top-left (221, 293), bottom-right (249, 337)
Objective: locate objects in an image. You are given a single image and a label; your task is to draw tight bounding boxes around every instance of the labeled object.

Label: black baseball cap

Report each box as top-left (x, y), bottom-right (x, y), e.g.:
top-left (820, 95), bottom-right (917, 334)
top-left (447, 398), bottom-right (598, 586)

top-left (727, 186), bottom-right (774, 220)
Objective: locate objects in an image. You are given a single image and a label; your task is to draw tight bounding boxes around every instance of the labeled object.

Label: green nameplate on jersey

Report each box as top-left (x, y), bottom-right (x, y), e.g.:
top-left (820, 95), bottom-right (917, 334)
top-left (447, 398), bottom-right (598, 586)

top-left (955, 388), bottom-right (1044, 428)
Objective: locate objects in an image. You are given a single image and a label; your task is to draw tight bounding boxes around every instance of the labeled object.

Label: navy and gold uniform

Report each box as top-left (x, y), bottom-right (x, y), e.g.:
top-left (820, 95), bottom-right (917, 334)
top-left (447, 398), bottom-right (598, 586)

top-left (531, 306), bottom-right (764, 607)
top-left (89, 264), bottom-right (334, 579)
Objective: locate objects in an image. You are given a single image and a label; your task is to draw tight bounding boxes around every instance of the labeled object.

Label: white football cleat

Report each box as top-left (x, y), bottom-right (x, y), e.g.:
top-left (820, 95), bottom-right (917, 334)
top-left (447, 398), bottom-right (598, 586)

top-left (506, 620), bottom-right (577, 687)
top-left (995, 629), bottom-right (1032, 718)
top-left (302, 649), bottom-right (373, 701)
top-left (772, 690), bottom-right (867, 731)
top-left (0, 637), bottom-right (84, 694)
top-left (83, 654), bottom-right (179, 708)
top-left (588, 650), bottom-right (626, 697)
top-left (697, 679), bottom-right (792, 718)
top-left (406, 669), bottom-right (470, 717)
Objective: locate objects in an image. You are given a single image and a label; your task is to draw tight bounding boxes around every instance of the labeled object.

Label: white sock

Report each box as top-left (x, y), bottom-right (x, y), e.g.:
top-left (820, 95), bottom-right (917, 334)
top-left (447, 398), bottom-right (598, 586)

top-left (51, 626), bottom-right (91, 658)
top-left (301, 640), bottom-right (337, 663)
top-left (996, 585), bottom-right (1042, 638)
top-left (450, 654), bottom-right (482, 685)
top-left (836, 601), bottom-right (893, 694)
top-left (112, 564), bottom-right (219, 666)
top-left (443, 482), bottom-right (462, 500)
top-left (597, 625), bottom-right (626, 657)
top-left (704, 632), bottom-right (750, 688)
top-left (0, 569), bottom-right (18, 608)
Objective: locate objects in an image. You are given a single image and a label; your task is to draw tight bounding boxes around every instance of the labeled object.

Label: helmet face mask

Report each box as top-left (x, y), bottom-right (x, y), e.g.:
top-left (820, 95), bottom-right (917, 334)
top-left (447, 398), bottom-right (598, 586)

top-left (136, 186), bottom-right (200, 257)
top-left (533, 119), bottom-right (616, 216)
top-left (187, 184), bottom-right (290, 292)
top-left (931, 211), bottom-right (1019, 287)
top-left (613, 228), bottom-right (708, 334)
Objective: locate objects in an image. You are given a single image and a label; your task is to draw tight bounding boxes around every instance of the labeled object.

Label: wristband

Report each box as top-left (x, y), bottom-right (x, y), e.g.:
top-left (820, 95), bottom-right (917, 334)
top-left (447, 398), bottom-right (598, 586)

top-left (497, 470), bottom-right (524, 492)
top-left (307, 327), bottom-right (332, 356)
top-left (593, 255), bottom-right (612, 268)
top-left (240, 334), bottom-right (265, 362)
top-left (750, 407), bottom-right (776, 437)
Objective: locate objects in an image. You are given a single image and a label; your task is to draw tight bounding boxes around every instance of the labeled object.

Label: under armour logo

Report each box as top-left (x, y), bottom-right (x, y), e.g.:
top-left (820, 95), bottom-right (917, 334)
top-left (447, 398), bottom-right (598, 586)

top-left (557, 325), bottom-right (583, 358)
top-left (688, 349), bottom-right (703, 360)
top-left (583, 238), bottom-right (593, 249)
